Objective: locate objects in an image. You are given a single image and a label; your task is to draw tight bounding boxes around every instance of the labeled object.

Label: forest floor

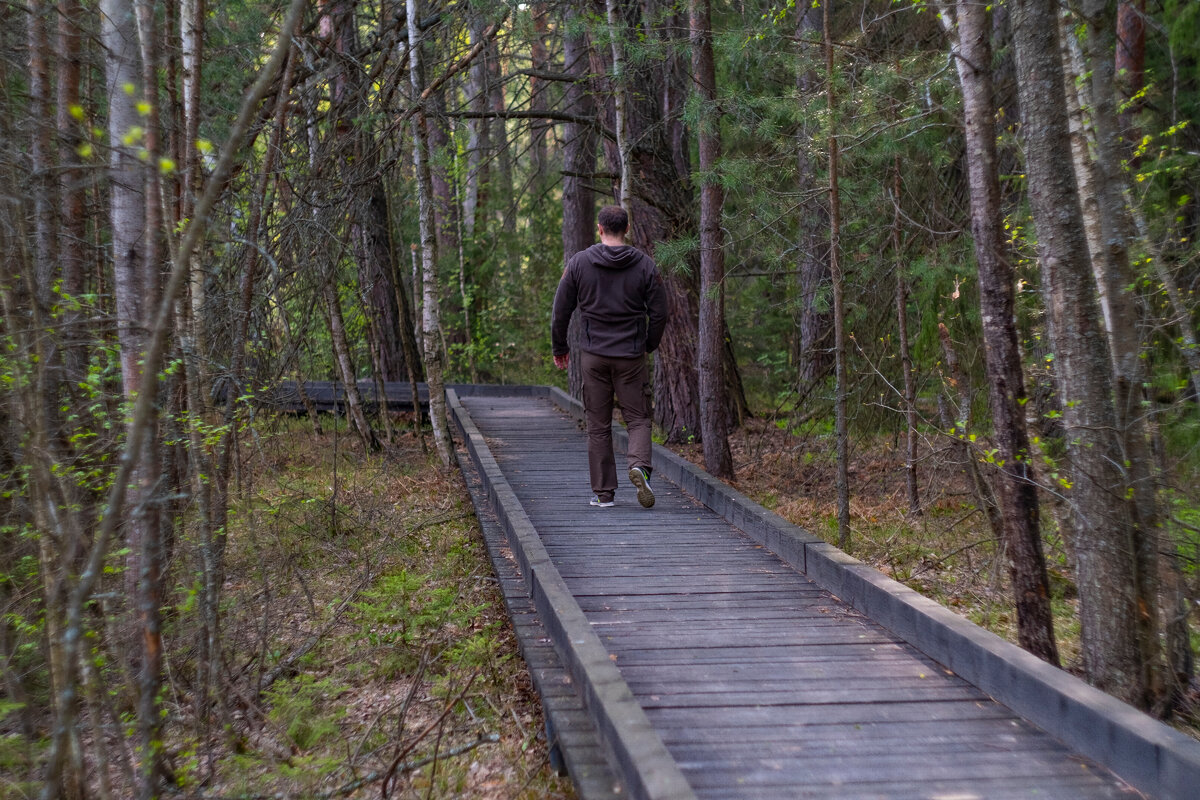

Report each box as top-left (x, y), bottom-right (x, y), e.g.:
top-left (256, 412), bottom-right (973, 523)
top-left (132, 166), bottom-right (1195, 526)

top-left (151, 416), bottom-right (574, 800)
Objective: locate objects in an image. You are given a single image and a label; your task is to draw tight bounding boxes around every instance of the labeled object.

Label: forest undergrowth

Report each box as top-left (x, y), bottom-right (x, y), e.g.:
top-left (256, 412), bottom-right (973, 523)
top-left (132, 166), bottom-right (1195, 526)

top-left (0, 414), bottom-right (573, 800)
top-left (196, 415), bottom-right (571, 799)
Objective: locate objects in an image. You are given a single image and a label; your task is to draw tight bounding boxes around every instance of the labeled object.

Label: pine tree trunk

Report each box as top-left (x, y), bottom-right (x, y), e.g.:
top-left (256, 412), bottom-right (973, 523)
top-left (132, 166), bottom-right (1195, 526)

top-left (354, 182), bottom-right (411, 381)
top-left (561, 10), bottom-right (595, 399)
top-left (691, 0), bottom-right (733, 478)
top-left (795, 6), bottom-right (830, 390)
top-left (824, 0), bottom-right (850, 551)
top-left (939, 0), bottom-right (1059, 665)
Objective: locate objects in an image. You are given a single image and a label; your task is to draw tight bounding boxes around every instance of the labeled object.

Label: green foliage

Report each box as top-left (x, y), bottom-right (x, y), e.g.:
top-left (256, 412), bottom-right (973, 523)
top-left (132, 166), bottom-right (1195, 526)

top-left (263, 674), bottom-right (348, 751)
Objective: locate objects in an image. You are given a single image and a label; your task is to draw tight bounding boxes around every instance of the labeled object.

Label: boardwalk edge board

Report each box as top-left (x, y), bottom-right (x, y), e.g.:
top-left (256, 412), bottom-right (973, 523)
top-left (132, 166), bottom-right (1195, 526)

top-left (538, 384), bottom-right (1200, 800)
top-left (452, 436), bottom-right (624, 799)
top-left (447, 388), bottom-right (698, 800)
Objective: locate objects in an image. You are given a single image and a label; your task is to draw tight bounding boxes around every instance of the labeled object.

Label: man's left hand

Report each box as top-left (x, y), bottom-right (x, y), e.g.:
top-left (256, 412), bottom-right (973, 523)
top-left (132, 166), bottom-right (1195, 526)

top-left (553, 353), bottom-right (569, 370)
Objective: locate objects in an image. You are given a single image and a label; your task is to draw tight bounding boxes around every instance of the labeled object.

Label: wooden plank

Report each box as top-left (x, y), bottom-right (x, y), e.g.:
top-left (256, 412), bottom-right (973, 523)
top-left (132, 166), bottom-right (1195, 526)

top-left (693, 777), bottom-right (1136, 800)
top-left (642, 700), bottom-right (1020, 728)
top-left (676, 752), bottom-right (1126, 790)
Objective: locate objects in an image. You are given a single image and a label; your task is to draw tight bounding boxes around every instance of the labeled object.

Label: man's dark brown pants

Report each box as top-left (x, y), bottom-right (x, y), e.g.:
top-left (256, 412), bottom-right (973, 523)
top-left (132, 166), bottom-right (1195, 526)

top-left (580, 351), bottom-right (652, 503)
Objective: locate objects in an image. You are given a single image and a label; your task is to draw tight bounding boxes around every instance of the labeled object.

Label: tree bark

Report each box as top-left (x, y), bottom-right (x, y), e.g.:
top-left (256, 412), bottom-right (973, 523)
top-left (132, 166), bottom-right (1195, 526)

top-left (56, 0), bottom-right (87, 381)
top-left (890, 164), bottom-right (920, 517)
top-left (462, 15), bottom-right (491, 238)
top-left (605, 0), bottom-right (632, 209)
top-left (131, 1), bottom-right (168, 790)
top-left (939, 0), bottom-right (1059, 665)
top-left (1009, 0), bottom-right (1147, 706)
top-left (1073, 0), bottom-right (1171, 705)
top-left (561, 8), bottom-right (596, 399)
top-left (691, 0), bottom-right (733, 479)
top-left (323, 275), bottom-right (381, 453)
top-left (824, 0), bottom-right (850, 551)
top-left (796, 5), bottom-right (831, 391)
top-left (408, 0), bottom-right (454, 468)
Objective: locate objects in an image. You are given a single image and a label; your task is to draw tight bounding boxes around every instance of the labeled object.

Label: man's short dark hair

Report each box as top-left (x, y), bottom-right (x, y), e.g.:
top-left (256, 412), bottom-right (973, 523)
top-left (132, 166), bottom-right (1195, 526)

top-left (598, 205), bottom-right (628, 236)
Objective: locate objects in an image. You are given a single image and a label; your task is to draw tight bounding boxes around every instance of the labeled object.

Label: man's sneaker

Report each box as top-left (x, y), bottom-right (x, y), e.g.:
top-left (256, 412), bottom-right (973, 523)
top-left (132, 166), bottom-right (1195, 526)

top-left (629, 467), bottom-right (655, 508)
top-left (590, 495), bottom-right (615, 508)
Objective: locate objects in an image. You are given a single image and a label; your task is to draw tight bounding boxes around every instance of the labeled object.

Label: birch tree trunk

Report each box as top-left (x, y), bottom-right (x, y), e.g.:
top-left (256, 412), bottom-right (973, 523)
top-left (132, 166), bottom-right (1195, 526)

top-left (1009, 0), bottom-right (1148, 706)
top-left (938, 0), bottom-right (1059, 665)
top-left (605, 0), bottom-right (632, 209)
top-left (408, 0), bottom-right (454, 468)
top-left (691, 0), bottom-right (733, 479)
top-left (1072, 0), bottom-right (1173, 705)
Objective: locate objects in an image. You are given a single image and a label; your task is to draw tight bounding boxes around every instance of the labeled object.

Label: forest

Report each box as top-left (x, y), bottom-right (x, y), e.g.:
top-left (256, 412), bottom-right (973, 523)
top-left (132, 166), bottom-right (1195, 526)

top-left (2, 0), bottom-right (1199, 795)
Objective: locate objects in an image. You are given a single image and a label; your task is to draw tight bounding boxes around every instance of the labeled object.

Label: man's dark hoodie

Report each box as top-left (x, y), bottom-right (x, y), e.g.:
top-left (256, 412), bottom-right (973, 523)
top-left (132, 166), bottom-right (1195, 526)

top-left (552, 243), bottom-right (669, 359)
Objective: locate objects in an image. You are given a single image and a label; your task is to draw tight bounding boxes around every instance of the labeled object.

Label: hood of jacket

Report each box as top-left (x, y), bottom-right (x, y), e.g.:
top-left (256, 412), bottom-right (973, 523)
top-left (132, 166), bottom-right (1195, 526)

top-left (587, 242), bottom-right (642, 269)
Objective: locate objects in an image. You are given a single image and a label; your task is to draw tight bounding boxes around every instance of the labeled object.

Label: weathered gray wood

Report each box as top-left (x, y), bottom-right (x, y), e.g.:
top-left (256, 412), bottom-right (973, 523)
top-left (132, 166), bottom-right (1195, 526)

top-left (455, 437), bottom-right (624, 799)
top-left (452, 391), bottom-right (1168, 799)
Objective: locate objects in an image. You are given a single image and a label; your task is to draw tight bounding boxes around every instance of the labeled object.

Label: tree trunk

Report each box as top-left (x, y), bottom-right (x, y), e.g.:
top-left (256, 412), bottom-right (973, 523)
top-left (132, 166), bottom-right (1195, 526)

top-left (939, 0), bottom-right (1059, 664)
top-left (691, 0), bottom-right (733, 479)
top-left (1072, 0), bottom-right (1171, 706)
top-left (322, 276), bottom-right (381, 453)
top-left (605, 0), bottom-right (632, 209)
top-left (824, 0), bottom-right (850, 552)
top-left (56, 0), bottom-right (87, 381)
top-left (408, 0), bottom-right (454, 468)
top-left (561, 9), bottom-right (596, 399)
top-left (462, 15), bottom-right (491, 238)
top-left (1009, 0), bottom-right (1146, 707)
top-left (131, 2), bottom-right (168, 791)
top-left (427, 89), bottom-right (458, 259)
top-left (529, 4), bottom-right (550, 179)
top-left (796, 6), bottom-right (831, 391)
top-left (182, 0), bottom-right (206, 391)
top-left (890, 164), bottom-right (921, 517)
top-left (1115, 0), bottom-right (1145, 117)
top-left (354, 182), bottom-right (411, 381)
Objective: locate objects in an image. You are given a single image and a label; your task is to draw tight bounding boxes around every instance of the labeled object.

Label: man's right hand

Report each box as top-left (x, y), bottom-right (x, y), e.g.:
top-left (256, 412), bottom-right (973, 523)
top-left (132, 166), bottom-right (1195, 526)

top-left (553, 353), bottom-right (569, 370)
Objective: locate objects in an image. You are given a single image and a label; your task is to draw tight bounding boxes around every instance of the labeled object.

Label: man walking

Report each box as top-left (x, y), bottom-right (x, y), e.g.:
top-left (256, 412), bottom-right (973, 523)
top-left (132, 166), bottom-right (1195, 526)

top-left (551, 206), bottom-right (669, 508)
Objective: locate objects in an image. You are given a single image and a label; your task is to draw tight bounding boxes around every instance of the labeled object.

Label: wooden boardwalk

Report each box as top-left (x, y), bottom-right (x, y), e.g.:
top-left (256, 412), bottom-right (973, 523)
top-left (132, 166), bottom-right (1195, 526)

top-left (261, 379), bottom-right (429, 412)
top-left (443, 387), bottom-right (1200, 800)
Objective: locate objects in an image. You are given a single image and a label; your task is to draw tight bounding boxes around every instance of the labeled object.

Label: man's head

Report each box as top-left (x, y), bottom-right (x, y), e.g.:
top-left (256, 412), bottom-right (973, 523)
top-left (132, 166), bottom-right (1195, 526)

top-left (597, 205), bottom-right (628, 238)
